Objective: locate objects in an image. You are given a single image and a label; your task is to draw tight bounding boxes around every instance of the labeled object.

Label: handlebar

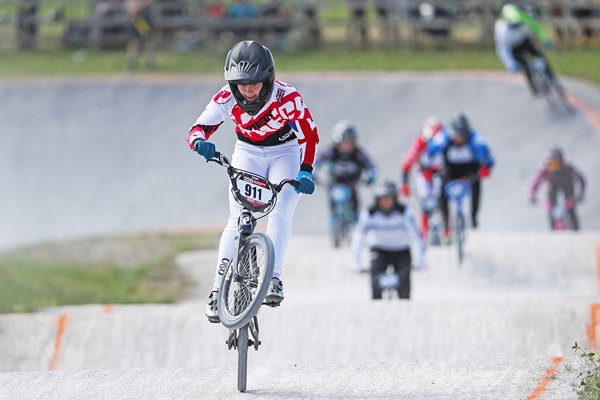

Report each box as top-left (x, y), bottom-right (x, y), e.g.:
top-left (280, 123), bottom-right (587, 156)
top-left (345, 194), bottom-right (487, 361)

top-left (207, 151), bottom-right (299, 192)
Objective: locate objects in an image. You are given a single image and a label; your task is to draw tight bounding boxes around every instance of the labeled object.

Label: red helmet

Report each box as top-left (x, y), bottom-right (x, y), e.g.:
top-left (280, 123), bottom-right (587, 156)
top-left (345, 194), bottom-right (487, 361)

top-left (421, 116), bottom-right (443, 142)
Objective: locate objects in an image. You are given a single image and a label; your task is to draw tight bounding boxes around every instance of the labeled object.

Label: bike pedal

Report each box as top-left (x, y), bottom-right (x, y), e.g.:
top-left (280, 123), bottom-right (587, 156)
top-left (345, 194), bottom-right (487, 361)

top-left (262, 300), bottom-right (281, 308)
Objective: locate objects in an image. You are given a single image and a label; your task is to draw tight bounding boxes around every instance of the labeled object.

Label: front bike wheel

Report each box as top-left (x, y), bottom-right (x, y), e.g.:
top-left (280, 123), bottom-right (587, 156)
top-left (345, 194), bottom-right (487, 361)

top-left (218, 233), bottom-right (275, 330)
top-left (455, 213), bottom-right (465, 265)
top-left (237, 325), bottom-right (248, 392)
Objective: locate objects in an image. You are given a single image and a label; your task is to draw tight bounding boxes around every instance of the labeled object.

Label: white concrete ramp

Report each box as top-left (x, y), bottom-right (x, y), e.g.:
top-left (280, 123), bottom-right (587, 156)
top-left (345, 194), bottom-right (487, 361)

top-left (1, 232), bottom-right (598, 398)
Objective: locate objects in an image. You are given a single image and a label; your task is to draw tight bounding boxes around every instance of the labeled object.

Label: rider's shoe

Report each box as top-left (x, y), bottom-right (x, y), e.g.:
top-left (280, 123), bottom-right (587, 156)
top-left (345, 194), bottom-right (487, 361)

top-left (205, 290), bottom-right (220, 323)
top-left (471, 216), bottom-right (478, 229)
top-left (264, 277), bottom-right (284, 307)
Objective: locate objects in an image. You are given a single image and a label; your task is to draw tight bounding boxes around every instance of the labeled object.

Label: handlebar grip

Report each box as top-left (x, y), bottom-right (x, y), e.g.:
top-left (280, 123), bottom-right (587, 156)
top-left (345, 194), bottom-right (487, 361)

top-left (213, 151), bottom-right (221, 160)
top-left (290, 180), bottom-right (300, 190)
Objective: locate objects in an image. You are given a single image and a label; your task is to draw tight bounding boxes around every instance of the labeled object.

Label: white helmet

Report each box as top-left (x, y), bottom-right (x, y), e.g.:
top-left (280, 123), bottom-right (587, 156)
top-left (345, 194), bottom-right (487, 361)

top-left (332, 120), bottom-right (358, 144)
top-left (421, 116), bottom-right (443, 142)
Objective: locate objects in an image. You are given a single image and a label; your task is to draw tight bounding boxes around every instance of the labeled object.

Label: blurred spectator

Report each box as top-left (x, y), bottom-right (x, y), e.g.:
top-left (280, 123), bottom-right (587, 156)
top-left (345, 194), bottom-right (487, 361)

top-left (228, 0), bottom-right (259, 39)
top-left (16, 0), bottom-right (38, 49)
top-left (261, 0), bottom-right (292, 50)
top-left (297, 0), bottom-right (321, 47)
top-left (125, 0), bottom-right (157, 70)
top-left (375, 0), bottom-right (397, 44)
top-left (206, 2), bottom-right (226, 19)
top-left (228, 0), bottom-right (258, 19)
top-left (347, 0), bottom-right (368, 44)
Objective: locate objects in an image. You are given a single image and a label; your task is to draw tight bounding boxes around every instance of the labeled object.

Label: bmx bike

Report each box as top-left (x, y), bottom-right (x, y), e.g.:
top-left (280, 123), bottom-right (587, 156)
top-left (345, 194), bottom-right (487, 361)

top-left (328, 183), bottom-right (356, 248)
top-left (444, 177), bottom-right (472, 266)
top-left (206, 151), bottom-right (299, 392)
top-left (529, 56), bottom-right (572, 113)
top-left (375, 269), bottom-right (401, 300)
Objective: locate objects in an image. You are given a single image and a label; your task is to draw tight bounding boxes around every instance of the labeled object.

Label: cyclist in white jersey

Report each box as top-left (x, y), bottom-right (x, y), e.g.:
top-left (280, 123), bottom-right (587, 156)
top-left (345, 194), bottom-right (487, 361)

top-left (187, 40), bottom-right (319, 323)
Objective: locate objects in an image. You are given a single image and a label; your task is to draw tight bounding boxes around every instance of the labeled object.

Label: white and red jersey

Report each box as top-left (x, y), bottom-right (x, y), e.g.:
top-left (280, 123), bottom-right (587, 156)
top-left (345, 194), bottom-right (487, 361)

top-left (401, 135), bottom-right (443, 175)
top-left (188, 80), bottom-right (319, 169)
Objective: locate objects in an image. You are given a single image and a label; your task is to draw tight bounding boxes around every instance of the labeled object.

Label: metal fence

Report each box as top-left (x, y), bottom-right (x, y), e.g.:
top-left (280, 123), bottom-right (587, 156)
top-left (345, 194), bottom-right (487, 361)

top-left (0, 0), bottom-right (599, 51)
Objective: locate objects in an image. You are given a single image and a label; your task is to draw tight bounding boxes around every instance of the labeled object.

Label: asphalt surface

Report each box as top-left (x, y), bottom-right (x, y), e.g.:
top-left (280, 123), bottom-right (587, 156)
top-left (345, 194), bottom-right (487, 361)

top-left (1, 72), bottom-right (600, 399)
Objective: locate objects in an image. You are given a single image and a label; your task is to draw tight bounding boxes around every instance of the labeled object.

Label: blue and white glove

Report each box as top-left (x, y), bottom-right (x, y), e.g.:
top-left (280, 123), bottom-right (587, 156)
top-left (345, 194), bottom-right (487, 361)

top-left (366, 168), bottom-right (377, 185)
top-left (295, 171), bottom-right (315, 194)
top-left (194, 140), bottom-right (216, 161)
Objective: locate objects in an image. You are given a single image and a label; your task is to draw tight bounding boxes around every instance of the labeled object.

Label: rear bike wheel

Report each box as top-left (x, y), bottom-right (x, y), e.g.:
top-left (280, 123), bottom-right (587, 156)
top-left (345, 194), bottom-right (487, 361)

top-left (237, 325), bottom-right (248, 392)
top-left (455, 213), bottom-right (465, 265)
top-left (218, 233), bottom-right (275, 330)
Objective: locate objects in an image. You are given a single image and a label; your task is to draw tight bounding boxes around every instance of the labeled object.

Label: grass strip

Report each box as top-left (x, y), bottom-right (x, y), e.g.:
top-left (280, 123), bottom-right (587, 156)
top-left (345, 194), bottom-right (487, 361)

top-left (0, 48), bottom-right (599, 86)
top-left (0, 231), bottom-right (219, 313)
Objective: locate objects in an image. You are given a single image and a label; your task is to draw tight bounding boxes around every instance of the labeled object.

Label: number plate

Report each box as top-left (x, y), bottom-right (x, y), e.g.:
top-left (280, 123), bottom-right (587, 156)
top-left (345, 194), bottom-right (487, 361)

top-left (235, 172), bottom-right (273, 207)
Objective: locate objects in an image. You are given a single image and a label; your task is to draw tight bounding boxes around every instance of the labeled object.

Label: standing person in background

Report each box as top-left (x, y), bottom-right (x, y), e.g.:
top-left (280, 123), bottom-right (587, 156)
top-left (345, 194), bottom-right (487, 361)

top-left (530, 147), bottom-right (586, 230)
top-left (346, 0), bottom-right (368, 44)
top-left (228, 0), bottom-right (259, 39)
top-left (400, 116), bottom-right (445, 239)
top-left (427, 113), bottom-right (494, 244)
top-left (374, 0), bottom-right (398, 44)
top-left (16, 0), bottom-right (38, 49)
top-left (125, 0), bottom-right (157, 70)
top-left (352, 181), bottom-right (426, 299)
top-left (260, 0), bottom-right (292, 51)
top-left (188, 41), bottom-right (319, 323)
top-left (494, 3), bottom-right (557, 96)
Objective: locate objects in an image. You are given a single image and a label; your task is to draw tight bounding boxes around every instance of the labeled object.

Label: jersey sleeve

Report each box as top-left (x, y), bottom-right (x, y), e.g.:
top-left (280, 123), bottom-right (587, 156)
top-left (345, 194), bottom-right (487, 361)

top-left (351, 209), bottom-right (371, 266)
top-left (402, 135), bottom-right (426, 173)
top-left (470, 131), bottom-right (495, 168)
top-left (530, 166), bottom-right (548, 197)
top-left (276, 91), bottom-right (319, 171)
top-left (186, 87), bottom-right (231, 149)
top-left (494, 20), bottom-right (518, 72)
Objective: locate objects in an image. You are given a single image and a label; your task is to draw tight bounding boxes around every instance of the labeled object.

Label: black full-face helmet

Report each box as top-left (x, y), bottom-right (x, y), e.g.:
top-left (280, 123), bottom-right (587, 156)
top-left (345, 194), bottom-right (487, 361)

top-left (224, 40), bottom-right (275, 116)
top-left (450, 113), bottom-right (471, 139)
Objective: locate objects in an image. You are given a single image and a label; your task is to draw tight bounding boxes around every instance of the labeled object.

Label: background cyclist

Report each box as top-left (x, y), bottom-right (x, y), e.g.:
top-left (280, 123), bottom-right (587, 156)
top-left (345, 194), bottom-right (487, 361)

top-left (494, 3), bottom-right (557, 96)
top-left (314, 120), bottom-right (377, 222)
top-left (351, 181), bottom-right (426, 299)
top-left (530, 147), bottom-right (586, 230)
top-left (400, 116), bottom-right (445, 239)
top-left (427, 113), bottom-right (495, 244)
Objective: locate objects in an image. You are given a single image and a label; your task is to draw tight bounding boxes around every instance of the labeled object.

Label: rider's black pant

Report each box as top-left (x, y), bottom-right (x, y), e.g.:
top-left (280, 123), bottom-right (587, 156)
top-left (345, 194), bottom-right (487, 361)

top-left (512, 38), bottom-right (555, 92)
top-left (440, 175), bottom-right (481, 232)
top-left (370, 248), bottom-right (411, 299)
top-left (548, 186), bottom-right (579, 230)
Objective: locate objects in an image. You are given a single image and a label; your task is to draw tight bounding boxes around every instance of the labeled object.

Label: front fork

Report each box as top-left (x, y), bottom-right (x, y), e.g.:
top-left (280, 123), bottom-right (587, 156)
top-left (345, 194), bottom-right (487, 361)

top-left (226, 316), bottom-right (261, 351)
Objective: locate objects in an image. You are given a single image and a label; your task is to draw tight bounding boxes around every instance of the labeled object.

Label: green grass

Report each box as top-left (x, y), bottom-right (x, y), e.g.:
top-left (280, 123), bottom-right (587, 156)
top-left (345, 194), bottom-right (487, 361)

top-left (1, 47), bottom-right (599, 86)
top-left (0, 231), bottom-right (219, 313)
top-left (573, 343), bottom-right (600, 399)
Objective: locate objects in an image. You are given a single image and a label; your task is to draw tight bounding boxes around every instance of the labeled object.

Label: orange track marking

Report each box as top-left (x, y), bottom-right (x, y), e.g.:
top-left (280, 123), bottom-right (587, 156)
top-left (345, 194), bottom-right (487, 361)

top-left (526, 356), bottom-right (565, 400)
top-left (597, 245), bottom-right (600, 295)
top-left (587, 304), bottom-right (600, 353)
top-left (568, 95), bottom-right (600, 134)
top-left (103, 304), bottom-right (113, 314)
top-left (47, 313), bottom-right (68, 371)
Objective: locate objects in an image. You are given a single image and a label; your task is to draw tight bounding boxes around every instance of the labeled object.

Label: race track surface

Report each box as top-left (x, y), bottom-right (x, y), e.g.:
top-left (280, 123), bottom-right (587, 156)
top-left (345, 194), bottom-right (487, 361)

top-left (1, 72), bottom-right (599, 248)
top-left (1, 72), bottom-right (600, 399)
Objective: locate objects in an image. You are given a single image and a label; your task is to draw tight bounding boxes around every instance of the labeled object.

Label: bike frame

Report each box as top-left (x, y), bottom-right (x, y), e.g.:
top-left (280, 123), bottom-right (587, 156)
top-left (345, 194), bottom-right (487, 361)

top-left (444, 178), bottom-right (472, 265)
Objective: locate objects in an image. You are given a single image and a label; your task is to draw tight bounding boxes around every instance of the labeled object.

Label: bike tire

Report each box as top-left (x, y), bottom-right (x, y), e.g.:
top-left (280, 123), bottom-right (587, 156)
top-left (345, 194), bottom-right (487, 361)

top-left (218, 233), bottom-right (275, 330)
top-left (237, 325), bottom-right (248, 392)
top-left (456, 213), bottom-right (465, 265)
